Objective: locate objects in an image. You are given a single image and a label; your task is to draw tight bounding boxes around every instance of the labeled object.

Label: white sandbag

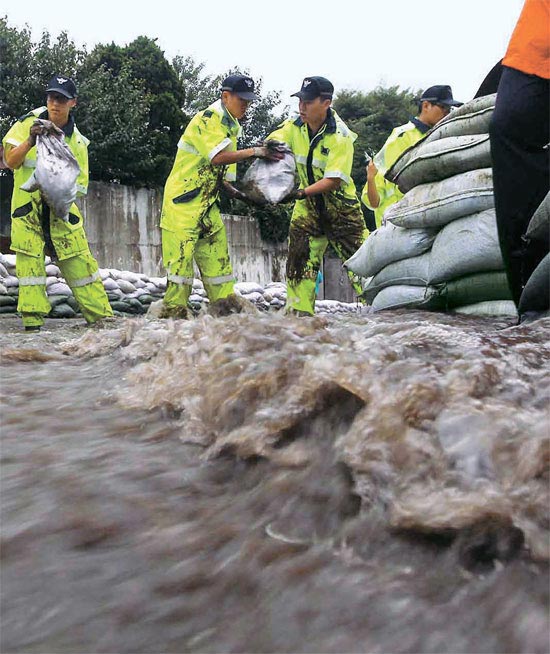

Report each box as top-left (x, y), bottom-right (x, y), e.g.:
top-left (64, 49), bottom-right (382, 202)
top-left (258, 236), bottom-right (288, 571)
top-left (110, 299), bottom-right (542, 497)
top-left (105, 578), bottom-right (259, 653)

top-left (428, 210), bottom-right (503, 284)
top-left (240, 148), bottom-right (296, 204)
top-left (20, 120), bottom-right (80, 221)
top-left (363, 253), bottom-right (431, 303)
top-left (385, 169), bottom-right (494, 229)
top-left (386, 134), bottom-right (492, 194)
top-left (423, 95), bottom-right (496, 144)
top-left (518, 253), bottom-right (550, 314)
top-left (453, 300), bottom-right (518, 318)
top-left (525, 191), bottom-right (550, 247)
top-left (371, 284), bottom-right (441, 311)
top-left (344, 222), bottom-right (437, 279)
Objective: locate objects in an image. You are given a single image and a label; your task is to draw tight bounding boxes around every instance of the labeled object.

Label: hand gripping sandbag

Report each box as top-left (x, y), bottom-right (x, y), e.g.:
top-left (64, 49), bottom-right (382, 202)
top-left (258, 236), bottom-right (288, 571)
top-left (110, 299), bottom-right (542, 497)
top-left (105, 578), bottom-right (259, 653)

top-left (422, 95), bottom-right (496, 144)
top-left (385, 168), bottom-right (494, 229)
top-left (20, 119), bottom-right (80, 221)
top-left (344, 222), bottom-right (437, 279)
top-left (385, 134), bottom-right (492, 194)
top-left (240, 147), bottom-right (296, 204)
top-left (525, 191), bottom-right (550, 248)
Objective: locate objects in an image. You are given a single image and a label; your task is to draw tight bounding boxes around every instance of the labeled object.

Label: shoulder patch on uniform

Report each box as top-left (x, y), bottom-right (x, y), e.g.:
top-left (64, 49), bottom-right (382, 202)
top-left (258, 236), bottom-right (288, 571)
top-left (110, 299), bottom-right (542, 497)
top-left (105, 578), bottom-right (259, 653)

top-left (203, 110), bottom-right (213, 118)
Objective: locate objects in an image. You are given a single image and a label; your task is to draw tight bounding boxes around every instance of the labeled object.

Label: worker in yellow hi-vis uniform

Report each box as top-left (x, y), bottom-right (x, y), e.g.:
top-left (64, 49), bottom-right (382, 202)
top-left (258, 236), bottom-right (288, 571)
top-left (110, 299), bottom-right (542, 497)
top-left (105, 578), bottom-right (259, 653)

top-left (362, 85), bottom-right (463, 228)
top-left (2, 74), bottom-right (113, 332)
top-left (267, 76), bottom-right (368, 315)
top-left (159, 74), bottom-right (282, 319)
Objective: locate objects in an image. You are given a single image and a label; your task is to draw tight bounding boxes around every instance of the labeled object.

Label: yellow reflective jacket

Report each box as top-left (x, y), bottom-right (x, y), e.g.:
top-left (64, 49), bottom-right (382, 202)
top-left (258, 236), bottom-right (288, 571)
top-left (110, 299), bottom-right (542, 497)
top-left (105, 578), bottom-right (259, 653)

top-left (268, 108), bottom-right (359, 204)
top-left (362, 118), bottom-right (430, 227)
top-left (3, 107), bottom-right (93, 259)
top-left (160, 99), bottom-right (241, 232)
top-left (3, 106), bottom-right (89, 216)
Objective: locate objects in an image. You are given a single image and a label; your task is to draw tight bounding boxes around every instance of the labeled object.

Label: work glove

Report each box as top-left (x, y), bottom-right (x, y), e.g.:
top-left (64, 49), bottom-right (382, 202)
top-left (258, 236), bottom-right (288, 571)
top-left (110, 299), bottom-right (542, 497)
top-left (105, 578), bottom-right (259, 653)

top-left (280, 188), bottom-right (307, 204)
top-left (27, 119), bottom-right (62, 146)
top-left (252, 139), bottom-right (286, 161)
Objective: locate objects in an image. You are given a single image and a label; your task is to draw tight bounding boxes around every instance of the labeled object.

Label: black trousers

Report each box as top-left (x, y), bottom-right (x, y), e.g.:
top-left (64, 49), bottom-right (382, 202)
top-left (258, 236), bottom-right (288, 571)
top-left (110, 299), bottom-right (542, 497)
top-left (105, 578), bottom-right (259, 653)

top-left (489, 66), bottom-right (549, 307)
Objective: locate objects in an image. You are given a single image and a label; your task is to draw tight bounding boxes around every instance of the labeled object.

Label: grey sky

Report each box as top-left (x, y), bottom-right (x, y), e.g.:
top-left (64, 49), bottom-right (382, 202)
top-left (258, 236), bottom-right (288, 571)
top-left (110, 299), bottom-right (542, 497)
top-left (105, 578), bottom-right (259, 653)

top-left (4, 0), bottom-right (525, 111)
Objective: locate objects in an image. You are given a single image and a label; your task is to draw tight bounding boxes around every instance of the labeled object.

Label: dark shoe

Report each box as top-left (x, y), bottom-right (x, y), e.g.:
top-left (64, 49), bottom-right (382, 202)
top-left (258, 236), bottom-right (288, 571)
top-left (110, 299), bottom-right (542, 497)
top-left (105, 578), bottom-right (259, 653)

top-left (24, 325), bottom-right (41, 333)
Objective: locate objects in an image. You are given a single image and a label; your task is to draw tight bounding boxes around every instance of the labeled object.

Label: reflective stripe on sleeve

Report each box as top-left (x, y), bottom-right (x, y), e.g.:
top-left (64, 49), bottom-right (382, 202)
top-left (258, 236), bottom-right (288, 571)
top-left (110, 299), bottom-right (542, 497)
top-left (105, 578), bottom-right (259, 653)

top-left (201, 273), bottom-right (234, 285)
top-left (208, 138), bottom-right (232, 161)
top-left (69, 271), bottom-right (101, 288)
top-left (311, 158), bottom-right (327, 170)
top-left (23, 159), bottom-right (37, 168)
top-left (167, 273), bottom-right (194, 285)
top-left (295, 154), bottom-right (308, 166)
top-left (18, 275), bottom-right (47, 286)
top-left (325, 170), bottom-right (351, 184)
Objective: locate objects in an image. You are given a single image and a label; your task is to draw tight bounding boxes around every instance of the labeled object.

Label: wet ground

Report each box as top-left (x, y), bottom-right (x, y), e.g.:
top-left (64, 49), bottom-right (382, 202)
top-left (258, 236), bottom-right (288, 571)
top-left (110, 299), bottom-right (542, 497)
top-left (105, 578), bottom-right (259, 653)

top-left (1, 311), bottom-right (549, 653)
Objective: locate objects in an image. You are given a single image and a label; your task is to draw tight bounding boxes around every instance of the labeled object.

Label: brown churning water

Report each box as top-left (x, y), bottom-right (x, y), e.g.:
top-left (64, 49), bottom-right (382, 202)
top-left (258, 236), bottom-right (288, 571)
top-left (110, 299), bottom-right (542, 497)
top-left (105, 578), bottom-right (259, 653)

top-left (1, 311), bottom-right (549, 653)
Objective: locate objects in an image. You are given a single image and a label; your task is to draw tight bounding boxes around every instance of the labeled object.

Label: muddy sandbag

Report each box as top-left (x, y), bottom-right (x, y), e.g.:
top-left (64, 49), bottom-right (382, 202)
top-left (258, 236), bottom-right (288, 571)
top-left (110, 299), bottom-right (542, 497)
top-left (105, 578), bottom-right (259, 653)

top-left (518, 253), bottom-right (550, 315)
top-left (441, 271), bottom-right (512, 309)
top-left (428, 210), bottom-right (503, 284)
top-left (385, 169), bottom-right (494, 229)
top-left (452, 300), bottom-right (518, 318)
top-left (386, 134), bottom-right (492, 194)
top-left (240, 147), bottom-right (296, 204)
top-left (363, 253), bottom-right (430, 303)
top-left (49, 302), bottom-right (77, 318)
top-left (423, 95), bottom-right (496, 144)
top-left (371, 284), bottom-right (442, 311)
top-left (344, 222), bottom-right (437, 279)
top-left (20, 120), bottom-right (80, 221)
top-left (525, 191), bottom-right (550, 248)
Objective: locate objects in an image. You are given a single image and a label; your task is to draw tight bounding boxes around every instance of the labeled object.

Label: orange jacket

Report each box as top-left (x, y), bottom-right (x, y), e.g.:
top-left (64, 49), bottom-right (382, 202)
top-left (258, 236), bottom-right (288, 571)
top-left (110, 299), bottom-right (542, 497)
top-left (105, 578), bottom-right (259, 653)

top-left (503, 0), bottom-right (550, 79)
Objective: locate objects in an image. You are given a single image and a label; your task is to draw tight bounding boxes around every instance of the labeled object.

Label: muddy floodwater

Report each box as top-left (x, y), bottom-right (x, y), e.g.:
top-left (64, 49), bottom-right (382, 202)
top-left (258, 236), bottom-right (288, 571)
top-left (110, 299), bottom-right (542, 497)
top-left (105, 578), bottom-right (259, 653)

top-left (1, 310), bottom-right (549, 654)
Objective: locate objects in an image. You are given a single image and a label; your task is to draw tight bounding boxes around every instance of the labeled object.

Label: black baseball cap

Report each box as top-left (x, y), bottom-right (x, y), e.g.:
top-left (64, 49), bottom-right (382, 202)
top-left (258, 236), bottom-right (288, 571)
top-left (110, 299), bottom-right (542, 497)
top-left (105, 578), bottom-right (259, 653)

top-left (221, 74), bottom-right (258, 101)
top-left (291, 76), bottom-right (334, 101)
top-left (418, 85), bottom-right (462, 107)
top-left (45, 75), bottom-right (77, 99)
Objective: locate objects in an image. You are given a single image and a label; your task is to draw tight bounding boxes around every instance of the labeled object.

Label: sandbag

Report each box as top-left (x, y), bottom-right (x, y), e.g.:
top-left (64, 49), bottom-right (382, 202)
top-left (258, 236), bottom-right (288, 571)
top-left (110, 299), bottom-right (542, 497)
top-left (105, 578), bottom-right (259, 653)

top-left (525, 191), bottom-right (550, 248)
top-left (385, 168), bottom-right (494, 229)
top-left (240, 148), bottom-right (296, 204)
top-left (452, 300), bottom-right (518, 318)
top-left (428, 210), bottom-right (503, 284)
top-left (518, 253), bottom-right (550, 314)
top-left (441, 271), bottom-right (511, 309)
top-left (344, 222), bottom-right (437, 279)
top-left (422, 95), bottom-right (496, 144)
top-left (363, 253), bottom-right (430, 303)
top-left (20, 119), bottom-right (80, 221)
top-left (385, 134), bottom-right (492, 194)
top-left (371, 284), bottom-right (442, 312)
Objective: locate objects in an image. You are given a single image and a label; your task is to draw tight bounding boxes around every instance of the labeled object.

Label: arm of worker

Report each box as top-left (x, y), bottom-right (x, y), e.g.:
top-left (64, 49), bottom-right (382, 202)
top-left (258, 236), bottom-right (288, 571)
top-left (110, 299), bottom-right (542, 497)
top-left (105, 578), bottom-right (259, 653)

top-left (364, 160), bottom-right (380, 208)
top-left (211, 145), bottom-right (282, 166)
top-left (3, 123), bottom-right (48, 169)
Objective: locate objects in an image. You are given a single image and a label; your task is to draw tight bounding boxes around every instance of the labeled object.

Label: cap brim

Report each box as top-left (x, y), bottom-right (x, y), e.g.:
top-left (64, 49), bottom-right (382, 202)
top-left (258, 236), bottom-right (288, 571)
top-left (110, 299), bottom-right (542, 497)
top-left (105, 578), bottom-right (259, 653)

top-left (235, 91), bottom-right (258, 101)
top-left (46, 87), bottom-right (73, 99)
top-left (291, 91), bottom-right (319, 101)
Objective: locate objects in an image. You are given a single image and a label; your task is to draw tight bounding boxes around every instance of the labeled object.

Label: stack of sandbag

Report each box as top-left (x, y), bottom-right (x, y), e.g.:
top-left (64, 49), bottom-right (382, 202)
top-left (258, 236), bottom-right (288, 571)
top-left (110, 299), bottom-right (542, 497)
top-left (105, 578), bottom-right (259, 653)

top-left (518, 191), bottom-right (550, 318)
top-left (345, 94), bottom-right (517, 318)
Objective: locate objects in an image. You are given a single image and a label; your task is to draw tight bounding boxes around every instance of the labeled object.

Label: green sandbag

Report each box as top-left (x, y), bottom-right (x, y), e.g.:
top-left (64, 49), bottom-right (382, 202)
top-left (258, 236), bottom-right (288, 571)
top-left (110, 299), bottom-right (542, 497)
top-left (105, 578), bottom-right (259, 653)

top-left (371, 284), bottom-right (444, 312)
top-left (0, 295), bottom-right (16, 306)
top-left (0, 305), bottom-right (17, 313)
top-left (49, 303), bottom-right (77, 318)
top-left (441, 271), bottom-right (511, 309)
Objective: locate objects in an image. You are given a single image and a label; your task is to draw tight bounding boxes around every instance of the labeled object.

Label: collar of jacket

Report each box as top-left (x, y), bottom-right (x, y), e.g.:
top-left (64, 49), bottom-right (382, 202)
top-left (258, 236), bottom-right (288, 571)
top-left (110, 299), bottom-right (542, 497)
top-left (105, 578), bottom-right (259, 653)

top-left (39, 109), bottom-right (76, 137)
top-left (410, 116), bottom-right (431, 134)
top-left (293, 107), bottom-right (337, 134)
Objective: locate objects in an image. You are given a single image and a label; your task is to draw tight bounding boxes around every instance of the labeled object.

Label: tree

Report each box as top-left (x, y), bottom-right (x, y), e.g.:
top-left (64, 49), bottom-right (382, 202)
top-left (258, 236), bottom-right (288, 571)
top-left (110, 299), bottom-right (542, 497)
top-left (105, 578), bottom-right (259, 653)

top-left (76, 64), bottom-right (153, 185)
